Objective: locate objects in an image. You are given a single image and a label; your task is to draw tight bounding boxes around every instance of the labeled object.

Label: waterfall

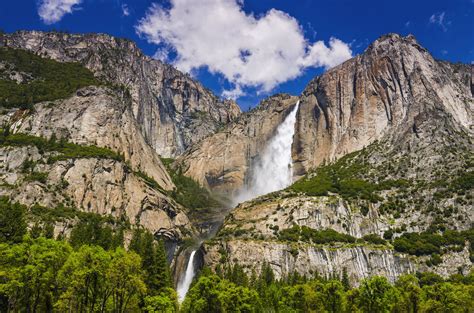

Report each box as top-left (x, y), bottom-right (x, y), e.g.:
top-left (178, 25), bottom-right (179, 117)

top-left (177, 250), bottom-right (196, 302)
top-left (233, 101), bottom-right (300, 205)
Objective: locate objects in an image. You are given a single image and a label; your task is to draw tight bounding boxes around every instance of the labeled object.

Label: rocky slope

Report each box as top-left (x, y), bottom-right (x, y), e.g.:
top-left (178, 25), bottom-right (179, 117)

top-left (1, 30), bottom-right (241, 157)
top-left (202, 34), bottom-right (473, 284)
top-left (0, 85), bottom-right (195, 242)
top-left (180, 94), bottom-right (299, 195)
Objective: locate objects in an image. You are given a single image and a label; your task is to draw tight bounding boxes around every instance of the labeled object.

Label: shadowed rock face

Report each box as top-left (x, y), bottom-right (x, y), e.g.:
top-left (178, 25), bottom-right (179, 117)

top-left (293, 33), bottom-right (473, 175)
top-left (2, 30), bottom-right (241, 157)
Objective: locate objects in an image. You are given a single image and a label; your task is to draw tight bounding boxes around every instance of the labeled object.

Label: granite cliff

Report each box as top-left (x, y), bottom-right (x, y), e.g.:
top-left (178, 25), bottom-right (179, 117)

top-left (1, 30), bottom-right (241, 157)
top-left (197, 34), bottom-right (473, 284)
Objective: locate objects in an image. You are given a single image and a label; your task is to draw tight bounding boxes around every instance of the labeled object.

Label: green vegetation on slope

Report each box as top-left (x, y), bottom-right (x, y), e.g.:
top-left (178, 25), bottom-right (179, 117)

top-left (393, 229), bottom-right (474, 257)
top-left (161, 157), bottom-right (220, 210)
top-left (0, 197), bottom-right (176, 312)
top-left (0, 130), bottom-right (124, 162)
top-left (0, 47), bottom-right (99, 109)
top-left (290, 149), bottom-right (408, 203)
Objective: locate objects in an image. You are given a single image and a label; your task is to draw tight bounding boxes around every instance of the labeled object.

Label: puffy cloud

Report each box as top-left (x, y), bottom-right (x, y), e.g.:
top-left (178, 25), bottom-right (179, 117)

top-left (136, 0), bottom-right (352, 98)
top-left (38, 0), bottom-right (82, 24)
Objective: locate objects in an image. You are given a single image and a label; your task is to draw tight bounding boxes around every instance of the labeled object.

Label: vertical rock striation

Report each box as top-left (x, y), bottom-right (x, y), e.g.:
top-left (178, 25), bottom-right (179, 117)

top-left (293, 33), bottom-right (473, 174)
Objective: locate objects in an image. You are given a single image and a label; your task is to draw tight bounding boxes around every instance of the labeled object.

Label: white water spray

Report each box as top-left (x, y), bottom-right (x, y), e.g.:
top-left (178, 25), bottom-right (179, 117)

top-left (177, 250), bottom-right (196, 302)
top-left (234, 101), bottom-right (299, 205)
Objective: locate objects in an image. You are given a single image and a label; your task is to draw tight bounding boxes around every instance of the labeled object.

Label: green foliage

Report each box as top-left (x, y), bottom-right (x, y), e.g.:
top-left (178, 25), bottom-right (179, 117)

top-left (135, 170), bottom-right (167, 193)
top-left (361, 233), bottom-right (386, 245)
top-left (0, 47), bottom-right (99, 109)
top-left (278, 225), bottom-right (360, 245)
top-left (24, 171), bottom-right (48, 183)
top-left (393, 229), bottom-right (471, 256)
top-left (180, 273), bottom-right (261, 313)
top-left (0, 236), bottom-right (168, 312)
top-left (289, 150), bottom-right (391, 202)
top-left (451, 170), bottom-right (474, 192)
top-left (183, 262), bottom-right (474, 313)
top-left (144, 289), bottom-right (178, 313)
top-left (129, 228), bottom-right (173, 294)
top-left (0, 197), bottom-right (27, 244)
top-left (357, 276), bottom-right (400, 312)
top-left (161, 158), bottom-right (220, 210)
top-left (69, 214), bottom-right (124, 250)
top-left (0, 236), bottom-right (72, 312)
top-left (0, 131), bottom-right (124, 162)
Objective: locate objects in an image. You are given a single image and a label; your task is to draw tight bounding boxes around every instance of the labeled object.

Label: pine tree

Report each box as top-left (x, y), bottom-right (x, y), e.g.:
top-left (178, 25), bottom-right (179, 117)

top-left (342, 267), bottom-right (351, 291)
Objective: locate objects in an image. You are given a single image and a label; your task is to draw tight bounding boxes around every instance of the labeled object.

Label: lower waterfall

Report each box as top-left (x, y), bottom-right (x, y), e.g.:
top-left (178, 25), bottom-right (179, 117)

top-left (177, 250), bottom-right (196, 302)
top-left (233, 101), bottom-right (300, 205)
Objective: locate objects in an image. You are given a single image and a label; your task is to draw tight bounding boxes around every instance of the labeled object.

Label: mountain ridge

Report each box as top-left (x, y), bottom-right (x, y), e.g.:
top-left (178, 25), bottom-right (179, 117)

top-left (1, 30), bottom-right (241, 157)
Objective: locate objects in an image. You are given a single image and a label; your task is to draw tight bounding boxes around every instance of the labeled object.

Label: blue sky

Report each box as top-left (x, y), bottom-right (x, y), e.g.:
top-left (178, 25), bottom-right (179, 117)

top-left (1, 0), bottom-right (473, 110)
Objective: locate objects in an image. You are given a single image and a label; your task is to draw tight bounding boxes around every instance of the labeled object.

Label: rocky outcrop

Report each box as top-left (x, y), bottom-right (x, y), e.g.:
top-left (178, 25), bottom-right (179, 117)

top-left (7, 86), bottom-right (173, 190)
top-left (0, 145), bottom-right (193, 240)
top-left (204, 189), bottom-right (472, 284)
top-left (179, 94), bottom-right (299, 195)
top-left (204, 239), bottom-right (472, 286)
top-left (1, 30), bottom-right (241, 157)
top-left (293, 33), bottom-right (473, 175)
top-left (0, 85), bottom-right (201, 241)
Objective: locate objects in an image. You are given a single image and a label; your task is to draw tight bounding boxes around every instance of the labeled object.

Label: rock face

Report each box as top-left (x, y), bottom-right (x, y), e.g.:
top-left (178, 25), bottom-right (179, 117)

top-left (181, 34), bottom-right (472, 193)
top-left (0, 145), bottom-right (192, 240)
top-left (0, 85), bottom-right (196, 241)
top-left (293, 33), bottom-right (473, 175)
top-left (180, 94), bottom-right (299, 195)
top-left (205, 239), bottom-right (472, 286)
top-left (1, 30), bottom-right (241, 157)
top-left (202, 34), bottom-right (473, 284)
top-left (8, 86), bottom-right (173, 190)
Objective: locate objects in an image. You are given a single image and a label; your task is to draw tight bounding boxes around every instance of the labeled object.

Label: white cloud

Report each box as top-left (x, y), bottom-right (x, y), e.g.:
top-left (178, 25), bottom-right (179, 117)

top-left (222, 85), bottom-right (245, 99)
top-left (121, 4), bottom-right (130, 17)
top-left (429, 12), bottom-right (449, 32)
top-left (38, 0), bottom-right (82, 24)
top-left (136, 0), bottom-right (352, 97)
top-left (152, 48), bottom-right (169, 62)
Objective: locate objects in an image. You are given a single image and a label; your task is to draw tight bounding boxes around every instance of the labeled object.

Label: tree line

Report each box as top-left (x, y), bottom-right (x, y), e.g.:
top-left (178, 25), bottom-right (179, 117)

top-left (182, 263), bottom-right (474, 313)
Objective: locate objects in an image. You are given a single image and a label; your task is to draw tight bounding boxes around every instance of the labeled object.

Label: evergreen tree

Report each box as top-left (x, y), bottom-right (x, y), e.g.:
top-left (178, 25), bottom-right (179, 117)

top-left (129, 228), bottom-right (172, 294)
top-left (341, 267), bottom-right (351, 291)
top-left (0, 197), bottom-right (27, 244)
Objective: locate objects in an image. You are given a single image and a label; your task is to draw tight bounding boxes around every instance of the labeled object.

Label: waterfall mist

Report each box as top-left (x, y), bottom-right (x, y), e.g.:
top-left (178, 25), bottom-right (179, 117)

top-left (233, 101), bottom-right (299, 205)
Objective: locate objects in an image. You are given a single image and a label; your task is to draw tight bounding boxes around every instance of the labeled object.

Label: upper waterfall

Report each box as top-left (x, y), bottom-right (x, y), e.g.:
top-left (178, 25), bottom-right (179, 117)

top-left (233, 101), bottom-right (300, 205)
